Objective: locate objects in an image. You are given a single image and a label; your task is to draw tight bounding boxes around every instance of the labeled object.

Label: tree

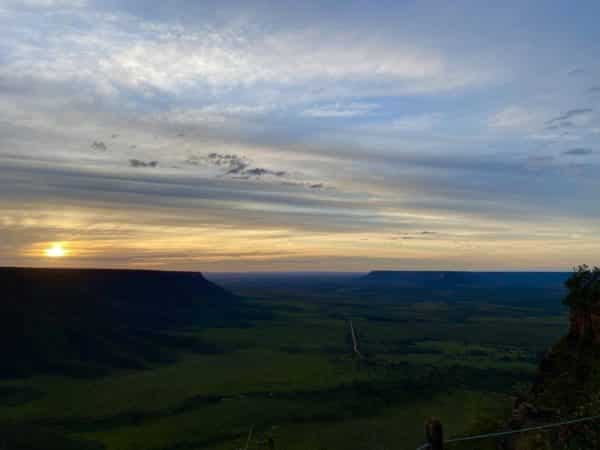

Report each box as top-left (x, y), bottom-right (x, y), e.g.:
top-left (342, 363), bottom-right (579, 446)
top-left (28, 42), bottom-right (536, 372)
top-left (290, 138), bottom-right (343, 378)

top-left (563, 265), bottom-right (600, 309)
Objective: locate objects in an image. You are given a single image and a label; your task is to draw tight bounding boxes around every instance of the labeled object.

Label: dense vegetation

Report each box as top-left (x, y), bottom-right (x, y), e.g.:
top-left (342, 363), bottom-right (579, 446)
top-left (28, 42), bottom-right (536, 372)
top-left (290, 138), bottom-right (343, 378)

top-left (563, 265), bottom-right (600, 309)
top-left (0, 269), bottom-right (570, 449)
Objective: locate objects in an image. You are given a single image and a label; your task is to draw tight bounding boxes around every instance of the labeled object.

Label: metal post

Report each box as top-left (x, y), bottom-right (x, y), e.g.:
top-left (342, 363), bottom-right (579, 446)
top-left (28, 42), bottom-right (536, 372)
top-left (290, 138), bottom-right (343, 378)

top-left (425, 417), bottom-right (444, 450)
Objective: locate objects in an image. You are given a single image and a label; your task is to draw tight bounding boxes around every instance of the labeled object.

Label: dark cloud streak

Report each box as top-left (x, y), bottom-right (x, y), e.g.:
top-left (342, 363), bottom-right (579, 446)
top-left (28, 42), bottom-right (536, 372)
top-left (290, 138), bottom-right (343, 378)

top-left (545, 108), bottom-right (593, 125)
top-left (562, 148), bottom-right (594, 156)
top-left (91, 141), bottom-right (107, 151)
top-left (129, 159), bottom-right (159, 168)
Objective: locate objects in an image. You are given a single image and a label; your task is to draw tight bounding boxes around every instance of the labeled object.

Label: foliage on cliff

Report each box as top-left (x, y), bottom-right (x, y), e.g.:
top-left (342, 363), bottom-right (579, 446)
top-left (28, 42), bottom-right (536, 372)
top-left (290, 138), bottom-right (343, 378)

top-left (562, 265), bottom-right (600, 309)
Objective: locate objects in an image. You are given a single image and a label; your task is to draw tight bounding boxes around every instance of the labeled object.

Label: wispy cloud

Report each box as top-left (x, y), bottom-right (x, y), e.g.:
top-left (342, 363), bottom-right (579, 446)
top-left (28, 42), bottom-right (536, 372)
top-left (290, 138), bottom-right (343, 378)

top-left (0, 8), bottom-right (495, 106)
top-left (567, 67), bottom-right (585, 76)
top-left (490, 105), bottom-right (544, 130)
top-left (1, 1), bottom-right (600, 270)
top-left (562, 148), bottom-right (594, 156)
top-left (302, 102), bottom-right (379, 118)
top-left (545, 108), bottom-right (593, 126)
top-left (391, 113), bottom-right (442, 132)
top-left (3, 0), bottom-right (87, 8)
top-left (243, 168), bottom-right (287, 177)
top-left (186, 152), bottom-right (303, 183)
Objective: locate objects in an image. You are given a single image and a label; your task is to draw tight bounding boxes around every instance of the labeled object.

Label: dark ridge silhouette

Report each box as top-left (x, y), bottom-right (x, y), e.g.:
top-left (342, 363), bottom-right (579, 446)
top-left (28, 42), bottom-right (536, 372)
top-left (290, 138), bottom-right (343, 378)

top-left (355, 271), bottom-right (569, 308)
top-left (362, 271), bottom-right (570, 288)
top-left (362, 270), bottom-right (475, 287)
top-left (0, 267), bottom-right (247, 378)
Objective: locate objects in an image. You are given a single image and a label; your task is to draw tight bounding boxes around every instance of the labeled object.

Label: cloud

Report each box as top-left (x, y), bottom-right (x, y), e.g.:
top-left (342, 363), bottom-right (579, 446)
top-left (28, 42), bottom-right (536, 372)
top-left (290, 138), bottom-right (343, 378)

top-left (528, 154), bottom-right (554, 164)
top-left (2, 1), bottom-right (600, 271)
top-left (544, 121), bottom-right (574, 131)
top-left (99, 28), bottom-right (484, 94)
top-left (0, 7), bottom-right (494, 107)
top-left (129, 159), bottom-right (158, 168)
top-left (568, 67), bottom-right (584, 76)
top-left (391, 113), bottom-right (441, 132)
top-left (302, 102), bottom-right (378, 118)
top-left (186, 153), bottom-right (247, 173)
top-left (3, 0), bottom-right (86, 8)
top-left (211, 153), bottom-right (248, 174)
top-left (545, 108), bottom-right (593, 125)
top-left (243, 168), bottom-right (287, 177)
top-left (280, 181), bottom-right (327, 190)
top-left (91, 140), bottom-right (107, 151)
top-left (186, 153), bottom-right (288, 180)
top-left (562, 148), bottom-right (594, 156)
top-left (588, 86), bottom-right (600, 94)
top-left (163, 105), bottom-right (274, 125)
top-left (489, 106), bottom-right (542, 130)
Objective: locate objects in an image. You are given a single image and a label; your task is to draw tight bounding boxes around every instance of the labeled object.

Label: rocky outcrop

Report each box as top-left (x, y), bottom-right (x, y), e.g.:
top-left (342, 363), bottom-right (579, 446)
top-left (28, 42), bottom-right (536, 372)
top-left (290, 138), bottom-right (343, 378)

top-left (492, 267), bottom-right (600, 448)
top-left (506, 267), bottom-right (600, 449)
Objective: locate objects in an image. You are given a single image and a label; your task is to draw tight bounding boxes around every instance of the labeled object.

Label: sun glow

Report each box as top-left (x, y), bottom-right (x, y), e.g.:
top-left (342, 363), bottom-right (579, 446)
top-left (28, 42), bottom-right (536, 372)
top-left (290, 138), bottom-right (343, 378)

top-left (44, 243), bottom-right (69, 258)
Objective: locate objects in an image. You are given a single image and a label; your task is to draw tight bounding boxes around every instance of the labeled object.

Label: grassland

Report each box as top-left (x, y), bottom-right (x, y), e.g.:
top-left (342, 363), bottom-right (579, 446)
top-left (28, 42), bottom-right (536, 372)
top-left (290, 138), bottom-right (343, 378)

top-left (0, 275), bottom-right (568, 450)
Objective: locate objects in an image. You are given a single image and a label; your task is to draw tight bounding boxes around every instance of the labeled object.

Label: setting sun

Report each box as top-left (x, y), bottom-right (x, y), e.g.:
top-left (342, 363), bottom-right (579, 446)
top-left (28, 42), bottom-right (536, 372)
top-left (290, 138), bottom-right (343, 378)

top-left (44, 243), bottom-right (69, 258)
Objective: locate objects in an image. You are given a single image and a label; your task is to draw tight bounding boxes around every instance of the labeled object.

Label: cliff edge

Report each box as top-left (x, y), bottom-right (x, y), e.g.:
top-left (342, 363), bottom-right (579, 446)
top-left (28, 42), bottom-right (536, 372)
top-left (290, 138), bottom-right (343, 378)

top-left (510, 265), bottom-right (600, 449)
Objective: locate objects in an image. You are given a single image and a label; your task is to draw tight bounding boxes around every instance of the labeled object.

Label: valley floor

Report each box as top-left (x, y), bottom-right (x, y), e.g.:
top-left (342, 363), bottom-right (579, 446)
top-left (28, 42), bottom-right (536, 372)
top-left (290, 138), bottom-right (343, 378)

top-left (0, 281), bottom-right (568, 450)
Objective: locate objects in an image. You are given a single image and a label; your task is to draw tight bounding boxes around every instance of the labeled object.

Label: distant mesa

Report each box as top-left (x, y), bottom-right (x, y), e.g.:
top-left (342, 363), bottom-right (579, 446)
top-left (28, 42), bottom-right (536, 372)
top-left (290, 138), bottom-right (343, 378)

top-left (1, 267), bottom-right (235, 311)
top-left (0, 267), bottom-right (239, 377)
top-left (362, 270), bottom-right (475, 287)
top-left (361, 270), bottom-right (570, 288)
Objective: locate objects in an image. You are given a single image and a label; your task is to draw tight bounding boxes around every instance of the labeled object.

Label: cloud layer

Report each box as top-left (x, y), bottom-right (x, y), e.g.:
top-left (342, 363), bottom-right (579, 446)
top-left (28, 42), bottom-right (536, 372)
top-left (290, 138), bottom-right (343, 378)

top-left (1, 0), bottom-right (600, 270)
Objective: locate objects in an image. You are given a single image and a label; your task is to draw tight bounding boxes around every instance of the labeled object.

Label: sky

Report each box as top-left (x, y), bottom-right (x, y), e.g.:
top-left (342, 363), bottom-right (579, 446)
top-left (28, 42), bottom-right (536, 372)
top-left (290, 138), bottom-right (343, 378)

top-left (1, 0), bottom-right (600, 272)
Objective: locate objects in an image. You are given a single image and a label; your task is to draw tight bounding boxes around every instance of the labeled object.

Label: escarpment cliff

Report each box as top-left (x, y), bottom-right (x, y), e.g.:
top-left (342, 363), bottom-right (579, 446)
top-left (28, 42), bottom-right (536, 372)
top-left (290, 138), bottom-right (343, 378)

top-left (0, 267), bottom-right (245, 378)
top-left (508, 266), bottom-right (600, 449)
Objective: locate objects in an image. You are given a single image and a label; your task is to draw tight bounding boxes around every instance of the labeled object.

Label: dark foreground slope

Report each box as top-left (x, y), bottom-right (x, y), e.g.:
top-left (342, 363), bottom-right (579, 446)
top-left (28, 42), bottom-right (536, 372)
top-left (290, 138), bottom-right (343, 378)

top-left (0, 267), bottom-right (250, 377)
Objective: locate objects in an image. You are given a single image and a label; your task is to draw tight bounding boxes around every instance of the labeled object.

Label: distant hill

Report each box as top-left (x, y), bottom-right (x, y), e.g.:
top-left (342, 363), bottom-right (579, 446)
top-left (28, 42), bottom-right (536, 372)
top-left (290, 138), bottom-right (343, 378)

top-left (362, 270), bottom-right (474, 286)
top-left (362, 271), bottom-right (570, 287)
top-left (0, 267), bottom-right (248, 378)
top-left (356, 271), bottom-right (570, 307)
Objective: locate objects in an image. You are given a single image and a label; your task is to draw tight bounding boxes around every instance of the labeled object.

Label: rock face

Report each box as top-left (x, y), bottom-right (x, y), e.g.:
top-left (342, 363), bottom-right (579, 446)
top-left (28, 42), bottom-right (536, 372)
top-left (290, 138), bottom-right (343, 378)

top-left (508, 267), bottom-right (600, 449)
